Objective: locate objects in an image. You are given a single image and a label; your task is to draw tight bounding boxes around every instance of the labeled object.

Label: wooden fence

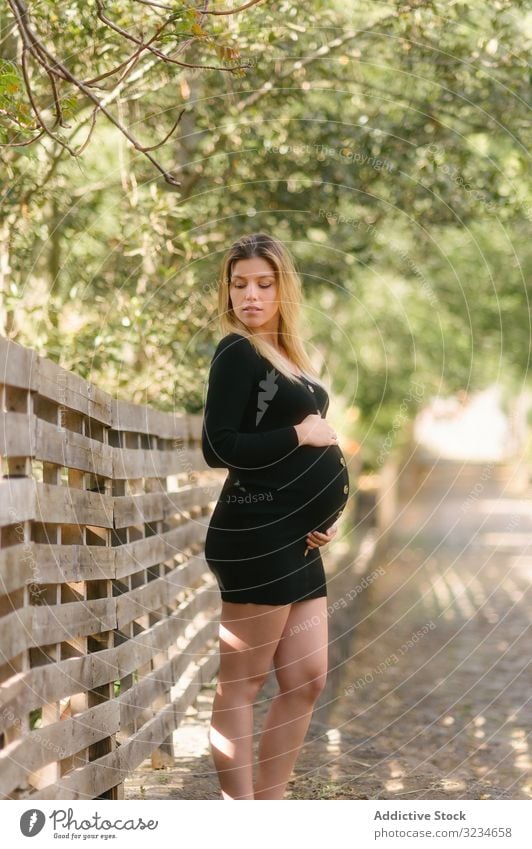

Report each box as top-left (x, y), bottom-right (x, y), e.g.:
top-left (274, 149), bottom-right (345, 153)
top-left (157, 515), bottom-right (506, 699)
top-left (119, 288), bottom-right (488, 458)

top-left (0, 336), bottom-right (224, 800)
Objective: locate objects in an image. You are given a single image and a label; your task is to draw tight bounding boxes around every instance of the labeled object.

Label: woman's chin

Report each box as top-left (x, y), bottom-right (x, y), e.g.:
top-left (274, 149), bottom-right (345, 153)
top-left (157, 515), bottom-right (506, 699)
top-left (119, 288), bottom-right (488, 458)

top-left (240, 315), bottom-right (267, 330)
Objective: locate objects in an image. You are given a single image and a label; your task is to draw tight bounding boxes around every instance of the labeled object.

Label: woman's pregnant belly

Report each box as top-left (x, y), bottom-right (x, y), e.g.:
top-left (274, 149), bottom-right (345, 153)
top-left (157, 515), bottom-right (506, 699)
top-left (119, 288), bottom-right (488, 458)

top-left (225, 443), bottom-right (350, 530)
top-left (278, 443), bottom-right (350, 532)
top-left (205, 444), bottom-right (350, 562)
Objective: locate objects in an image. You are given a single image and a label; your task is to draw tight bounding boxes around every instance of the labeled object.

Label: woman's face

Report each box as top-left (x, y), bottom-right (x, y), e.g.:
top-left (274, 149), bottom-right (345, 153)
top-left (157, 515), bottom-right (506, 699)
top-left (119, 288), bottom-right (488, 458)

top-left (229, 256), bottom-right (280, 331)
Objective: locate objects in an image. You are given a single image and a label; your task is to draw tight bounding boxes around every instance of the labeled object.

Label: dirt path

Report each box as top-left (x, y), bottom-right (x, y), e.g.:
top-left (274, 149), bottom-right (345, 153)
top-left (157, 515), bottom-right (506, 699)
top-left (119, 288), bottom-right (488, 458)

top-left (125, 463), bottom-right (532, 800)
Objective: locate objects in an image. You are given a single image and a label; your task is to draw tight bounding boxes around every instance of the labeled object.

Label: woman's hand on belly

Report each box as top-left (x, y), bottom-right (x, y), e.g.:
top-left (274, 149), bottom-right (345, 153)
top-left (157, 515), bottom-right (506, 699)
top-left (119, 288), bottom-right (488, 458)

top-left (305, 521), bottom-right (338, 551)
top-left (295, 414), bottom-right (338, 447)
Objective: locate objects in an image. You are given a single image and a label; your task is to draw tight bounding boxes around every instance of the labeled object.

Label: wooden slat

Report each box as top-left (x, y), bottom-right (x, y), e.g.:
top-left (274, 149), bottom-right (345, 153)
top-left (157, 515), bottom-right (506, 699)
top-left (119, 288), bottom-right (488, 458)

top-left (0, 478), bottom-right (214, 528)
top-left (116, 562), bottom-right (194, 630)
top-left (0, 700), bottom-right (120, 797)
top-left (115, 524), bottom-right (207, 580)
top-left (38, 354), bottom-right (113, 425)
top-left (31, 598), bottom-right (117, 647)
top-left (36, 417), bottom-right (113, 476)
top-left (119, 615), bottom-right (218, 727)
top-left (0, 337), bottom-right (197, 439)
top-left (27, 748), bottom-right (122, 800)
top-left (0, 543), bottom-right (36, 595)
top-left (0, 481), bottom-right (114, 528)
top-left (0, 606), bottom-right (33, 662)
top-left (112, 482), bottom-right (220, 528)
top-left (0, 599), bottom-right (116, 661)
top-left (32, 542), bottom-right (115, 585)
top-left (112, 398), bottom-right (187, 439)
top-left (0, 575), bottom-right (218, 731)
top-left (186, 413), bottom-right (203, 442)
top-left (111, 446), bottom-right (204, 480)
top-left (116, 580), bottom-right (213, 637)
top-left (0, 337), bottom-right (39, 392)
top-left (0, 502), bottom-right (212, 594)
top-left (0, 543), bottom-right (114, 592)
top-left (24, 648), bottom-right (218, 800)
top-left (0, 412), bottom-right (35, 457)
top-left (41, 483), bottom-right (114, 527)
top-left (0, 479), bottom-right (35, 526)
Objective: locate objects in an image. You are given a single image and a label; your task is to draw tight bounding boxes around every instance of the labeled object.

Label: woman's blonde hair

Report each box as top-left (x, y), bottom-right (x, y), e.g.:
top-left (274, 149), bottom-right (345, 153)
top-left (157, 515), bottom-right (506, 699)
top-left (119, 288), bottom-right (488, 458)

top-left (217, 232), bottom-right (324, 386)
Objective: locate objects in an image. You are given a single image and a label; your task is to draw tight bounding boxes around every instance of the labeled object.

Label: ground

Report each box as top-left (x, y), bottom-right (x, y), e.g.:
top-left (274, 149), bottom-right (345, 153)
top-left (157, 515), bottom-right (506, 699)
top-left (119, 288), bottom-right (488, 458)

top-left (125, 457), bottom-right (532, 800)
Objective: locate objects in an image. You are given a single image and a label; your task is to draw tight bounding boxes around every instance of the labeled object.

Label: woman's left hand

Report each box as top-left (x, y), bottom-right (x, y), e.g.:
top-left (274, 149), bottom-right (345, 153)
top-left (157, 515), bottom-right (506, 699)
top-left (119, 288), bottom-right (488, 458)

top-left (305, 522), bottom-right (338, 550)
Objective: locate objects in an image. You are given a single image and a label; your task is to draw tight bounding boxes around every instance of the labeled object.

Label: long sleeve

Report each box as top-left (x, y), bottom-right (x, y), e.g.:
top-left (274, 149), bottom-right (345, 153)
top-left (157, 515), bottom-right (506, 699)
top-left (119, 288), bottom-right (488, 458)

top-left (201, 333), bottom-right (300, 470)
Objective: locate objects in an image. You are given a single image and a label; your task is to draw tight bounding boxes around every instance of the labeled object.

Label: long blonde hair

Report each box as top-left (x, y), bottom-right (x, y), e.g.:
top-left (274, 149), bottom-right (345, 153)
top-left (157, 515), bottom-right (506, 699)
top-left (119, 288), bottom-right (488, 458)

top-left (217, 233), bottom-right (324, 386)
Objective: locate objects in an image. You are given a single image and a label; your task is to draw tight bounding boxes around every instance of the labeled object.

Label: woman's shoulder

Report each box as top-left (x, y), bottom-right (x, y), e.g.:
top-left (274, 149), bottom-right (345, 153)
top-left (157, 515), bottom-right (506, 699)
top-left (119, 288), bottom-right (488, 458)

top-left (211, 332), bottom-right (259, 368)
top-left (218, 331), bottom-right (250, 346)
top-left (216, 332), bottom-right (257, 354)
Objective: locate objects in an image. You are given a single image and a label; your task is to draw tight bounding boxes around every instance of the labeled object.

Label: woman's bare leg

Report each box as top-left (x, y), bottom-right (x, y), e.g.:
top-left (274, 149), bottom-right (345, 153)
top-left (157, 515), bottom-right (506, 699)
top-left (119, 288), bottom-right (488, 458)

top-left (254, 596), bottom-right (328, 799)
top-left (209, 600), bottom-right (291, 800)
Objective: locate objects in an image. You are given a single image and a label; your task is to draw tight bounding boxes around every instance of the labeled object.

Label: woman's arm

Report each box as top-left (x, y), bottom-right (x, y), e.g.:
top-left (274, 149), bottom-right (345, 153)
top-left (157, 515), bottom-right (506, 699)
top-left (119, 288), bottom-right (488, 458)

top-left (201, 333), bottom-right (299, 469)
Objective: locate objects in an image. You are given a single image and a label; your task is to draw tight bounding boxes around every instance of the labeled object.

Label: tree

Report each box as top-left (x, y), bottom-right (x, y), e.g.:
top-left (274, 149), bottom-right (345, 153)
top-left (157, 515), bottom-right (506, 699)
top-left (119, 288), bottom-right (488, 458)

top-left (1, 0), bottom-right (530, 467)
top-left (2, 0), bottom-right (263, 183)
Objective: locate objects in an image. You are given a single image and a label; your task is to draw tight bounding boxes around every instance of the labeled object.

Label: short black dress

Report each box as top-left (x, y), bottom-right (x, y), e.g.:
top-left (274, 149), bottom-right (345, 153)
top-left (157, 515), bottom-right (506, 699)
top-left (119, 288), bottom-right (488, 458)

top-left (201, 332), bottom-right (350, 605)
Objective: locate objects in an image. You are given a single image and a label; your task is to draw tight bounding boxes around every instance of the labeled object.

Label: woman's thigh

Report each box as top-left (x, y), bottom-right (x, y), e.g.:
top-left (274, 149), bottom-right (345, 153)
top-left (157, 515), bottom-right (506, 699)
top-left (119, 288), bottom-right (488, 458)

top-left (272, 596), bottom-right (329, 693)
top-left (217, 601), bottom-right (293, 688)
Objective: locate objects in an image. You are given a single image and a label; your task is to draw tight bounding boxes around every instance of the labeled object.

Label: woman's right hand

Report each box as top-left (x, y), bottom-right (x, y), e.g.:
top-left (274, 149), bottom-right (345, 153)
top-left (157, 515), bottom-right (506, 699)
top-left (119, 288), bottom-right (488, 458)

top-left (294, 414), bottom-right (338, 447)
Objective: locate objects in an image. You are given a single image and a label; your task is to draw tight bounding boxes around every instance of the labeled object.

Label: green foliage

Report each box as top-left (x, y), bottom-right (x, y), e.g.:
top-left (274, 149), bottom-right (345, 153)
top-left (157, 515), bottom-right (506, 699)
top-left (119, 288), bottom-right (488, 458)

top-left (1, 0), bottom-right (530, 466)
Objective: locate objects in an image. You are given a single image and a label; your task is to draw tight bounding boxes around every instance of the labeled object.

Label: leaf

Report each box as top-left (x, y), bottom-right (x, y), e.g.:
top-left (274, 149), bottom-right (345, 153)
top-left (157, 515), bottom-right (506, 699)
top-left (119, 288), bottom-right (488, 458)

top-left (191, 22), bottom-right (207, 38)
top-left (0, 72), bottom-right (21, 95)
top-left (214, 43), bottom-right (241, 62)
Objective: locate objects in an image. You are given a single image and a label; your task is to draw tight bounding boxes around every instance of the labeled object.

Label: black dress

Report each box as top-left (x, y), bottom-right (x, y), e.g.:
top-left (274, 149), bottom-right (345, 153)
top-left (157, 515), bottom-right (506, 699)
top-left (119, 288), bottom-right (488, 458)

top-left (201, 332), bottom-right (350, 605)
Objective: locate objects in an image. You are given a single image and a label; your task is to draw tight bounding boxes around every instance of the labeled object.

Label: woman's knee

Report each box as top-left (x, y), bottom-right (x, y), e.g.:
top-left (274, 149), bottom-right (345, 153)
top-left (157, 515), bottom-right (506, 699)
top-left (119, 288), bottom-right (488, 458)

top-left (276, 666), bottom-right (327, 701)
top-left (243, 670), bottom-right (271, 699)
top-left (218, 668), bottom-right (270, 701)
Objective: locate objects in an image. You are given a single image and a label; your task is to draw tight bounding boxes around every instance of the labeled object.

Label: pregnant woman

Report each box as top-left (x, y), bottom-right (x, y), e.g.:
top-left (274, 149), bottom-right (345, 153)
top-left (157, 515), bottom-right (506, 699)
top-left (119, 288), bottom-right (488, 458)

top-left (201, 232), bottom-right (349, 800)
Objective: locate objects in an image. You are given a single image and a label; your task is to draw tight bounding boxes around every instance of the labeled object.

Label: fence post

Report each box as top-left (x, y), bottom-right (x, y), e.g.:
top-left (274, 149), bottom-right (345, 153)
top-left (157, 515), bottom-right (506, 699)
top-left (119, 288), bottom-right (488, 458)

top-left (376, 452), bottom-right (400, 546)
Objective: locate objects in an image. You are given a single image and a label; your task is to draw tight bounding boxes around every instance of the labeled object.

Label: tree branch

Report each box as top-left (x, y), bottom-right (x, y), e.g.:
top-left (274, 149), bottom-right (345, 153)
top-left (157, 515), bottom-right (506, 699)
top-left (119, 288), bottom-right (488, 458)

top-left (4, 0), bottom-right (263, 185)
top-left (129, 0), bottom-right (265, 14)
top-left (193, 0), bottom-right (265, 15)
top-left (7, 0), bottom-right (183, 185)
top-left (94, 1), bottom-right (253, 74)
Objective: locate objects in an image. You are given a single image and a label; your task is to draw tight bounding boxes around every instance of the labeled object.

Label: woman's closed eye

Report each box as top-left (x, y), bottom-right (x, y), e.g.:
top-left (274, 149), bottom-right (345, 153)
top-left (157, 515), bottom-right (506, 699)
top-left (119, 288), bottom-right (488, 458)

top-left (234, 283), bottom-right (272, 289)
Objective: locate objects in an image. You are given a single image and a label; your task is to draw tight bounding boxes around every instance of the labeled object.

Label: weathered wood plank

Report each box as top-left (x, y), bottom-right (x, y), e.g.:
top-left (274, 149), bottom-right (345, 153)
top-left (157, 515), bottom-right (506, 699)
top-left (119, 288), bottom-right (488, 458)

top-left (112, 398), bottom-right (186, 439)
top-left (38, 354), bottom-right (113, 425)
top-left (0, 543), bottom-right (115, 592)
top-left (0, 524), bottom-right (211, 594)
top-left (33, 543), bottom-right (115, 585)
top-left (36, 418), bottom-right (113, 476)
top-left (0, 599), bottom-right (116, 661)
top-left (0, 479), bottom-right (35, 526)
top-left (0, 542), bottom-right (38, 595)
top-left (23, 647), bottom-right (218, 800)
top-left (0, 337), bottom-right (39, 392)
top-left (112, 482), bottom-right (220, 528)
top-left (0, 412), bottom-right (35, 456)
top-left (186, 413), bottom-right (203, 441)
top-left (111, 446), bottom-right (203, 480)
top-left (114, 525), bottom-right (207, 580)
top-left (0, 700), bottom-right (120, 797)
top-left (0, 481), bottom-right (114, 527)
top-left (31, 599), bottom-right (117, 647)
top-left (0, 606), bottom-right (33, 662)
top-left (0, 576), bottom-right (218, 731)
top-left (119, 616), bottom-right (218, 726)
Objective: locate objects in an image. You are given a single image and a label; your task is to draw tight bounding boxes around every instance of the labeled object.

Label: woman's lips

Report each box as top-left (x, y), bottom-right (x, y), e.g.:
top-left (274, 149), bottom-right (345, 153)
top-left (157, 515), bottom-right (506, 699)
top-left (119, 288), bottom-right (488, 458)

top-left (243, 307), bottom-right (262, 312)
